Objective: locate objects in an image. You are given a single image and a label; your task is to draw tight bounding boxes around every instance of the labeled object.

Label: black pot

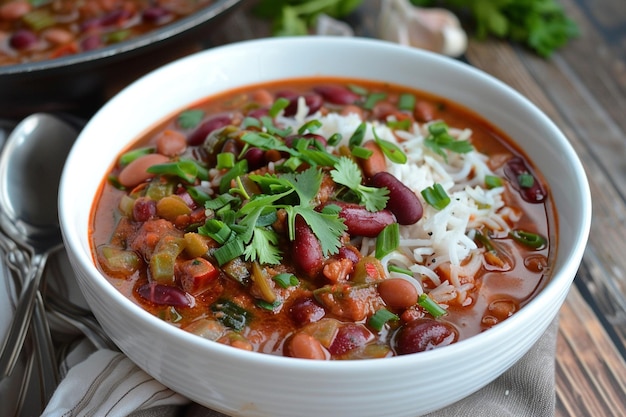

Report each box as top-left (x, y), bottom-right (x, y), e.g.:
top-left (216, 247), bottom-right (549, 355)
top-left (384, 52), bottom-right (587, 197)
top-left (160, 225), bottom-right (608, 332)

top-left (0, 0), bottom-right (242, 119)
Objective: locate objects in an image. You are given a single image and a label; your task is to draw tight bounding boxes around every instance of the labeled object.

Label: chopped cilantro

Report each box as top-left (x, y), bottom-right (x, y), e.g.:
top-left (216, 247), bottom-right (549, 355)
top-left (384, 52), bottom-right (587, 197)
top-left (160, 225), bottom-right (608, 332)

top-left (330, 157), bottom-right (389, 212)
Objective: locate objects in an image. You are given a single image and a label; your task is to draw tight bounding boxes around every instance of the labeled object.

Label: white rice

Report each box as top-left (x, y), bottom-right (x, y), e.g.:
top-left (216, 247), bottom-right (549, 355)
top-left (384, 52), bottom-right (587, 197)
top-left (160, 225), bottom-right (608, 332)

top-left (281, 103), bottom-right (511, 307)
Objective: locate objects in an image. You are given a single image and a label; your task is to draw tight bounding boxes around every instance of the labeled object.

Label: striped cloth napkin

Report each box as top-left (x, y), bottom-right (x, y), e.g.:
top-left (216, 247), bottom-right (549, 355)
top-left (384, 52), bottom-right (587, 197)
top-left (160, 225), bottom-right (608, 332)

top-left (40, 317), bottom-right (558, 417)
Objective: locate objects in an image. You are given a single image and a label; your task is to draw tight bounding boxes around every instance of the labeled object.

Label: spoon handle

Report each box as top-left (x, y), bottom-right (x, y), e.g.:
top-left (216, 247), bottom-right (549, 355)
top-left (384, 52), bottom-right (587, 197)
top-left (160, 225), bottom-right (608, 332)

top-left (0, 251), bottom-right (51, 379)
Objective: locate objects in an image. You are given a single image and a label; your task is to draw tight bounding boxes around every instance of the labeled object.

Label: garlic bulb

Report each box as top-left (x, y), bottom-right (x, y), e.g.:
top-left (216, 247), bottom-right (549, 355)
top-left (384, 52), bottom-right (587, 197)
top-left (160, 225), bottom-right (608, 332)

top-left (378, 0), bottom-right (467, 57)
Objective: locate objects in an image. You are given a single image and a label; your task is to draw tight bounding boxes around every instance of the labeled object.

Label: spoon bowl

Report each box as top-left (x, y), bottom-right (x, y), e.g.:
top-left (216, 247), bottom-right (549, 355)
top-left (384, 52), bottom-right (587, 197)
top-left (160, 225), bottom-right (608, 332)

top-left (0, 113), bottom-right (79, 402)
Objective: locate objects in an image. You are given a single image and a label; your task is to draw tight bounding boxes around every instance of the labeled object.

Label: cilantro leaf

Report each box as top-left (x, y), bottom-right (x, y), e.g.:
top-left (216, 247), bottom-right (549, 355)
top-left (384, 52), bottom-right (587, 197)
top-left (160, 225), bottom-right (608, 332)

top-left (291, 206), bottom-right (346, 256)
top-left (330, 157), bottom-right (389, 212)
top-left (243, 227), bottom-right (282, 265)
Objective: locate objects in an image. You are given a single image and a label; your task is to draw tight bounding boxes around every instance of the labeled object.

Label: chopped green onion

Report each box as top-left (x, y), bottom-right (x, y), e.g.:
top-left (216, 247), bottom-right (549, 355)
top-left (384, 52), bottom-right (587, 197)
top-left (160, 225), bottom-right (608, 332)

top-left (211, 299), bottom-right (251, 331)
top-left (198, 219), bottom-right (232, 244)
top-left (257, 300), bottom-right (282, 311)
top-left (421, 183), bottom-right (450, 210)
top-left (351, 145), bottom-right (374, 159)
top-left (269, 97), bottom-right (290, 117)
top-left (216, 152), bottom-right (235, 170)
top-left (219, 160), bottom-right (248, 193)
top-left (428, 121), bottom-right (448, 136)
top-left (186, 186), bottom-right (212, 205)
top-left (347, 84), bottom-right (368, 96)
top-left (213, 238), bottom-right (245, 266)
top-left (398, 93), bottom-right (416, 111)
top-left (241, 116), bottom-right (262, 129)
top-left (205, 193), bottom-right (239, 210)
top-left (509, 229), bottom-right (546, 249)
top-left (349, 122), bottom-right (367, 148)
top-left (372, 128), bottom-right (407, 164)
top-left (517, 173), bottom-right (535, 188)
top-left (177, 109), bottom-right (204, 129)
top-left (485, 175), bottom-right (503, 189)
top-left (388, 264), bottom-right (413, 276)
top-left (363, 92), bottom-right (387, 110)
top-left (375, 223), bottom-right (399, 259)
top-left (474, 230), bottom-right (496, 252)
top-left (386, 119), bottom-right (411, 131)
top-left (418, 293), bottom-right (447, 318)
top-left (119, 147), bottom-right (154, 166)
top-left (273, 273), bottom-right (299, 288)
top-left (104, 29), bottom-right (130, 44)
top-left (298, 119), bottom-right (322, 134)
top-left (23, 10), bottom-right (55, 31)
top-left (326, 133), bottom-right (343, 147)
top-left (368, 308), bottom-right (399, 331)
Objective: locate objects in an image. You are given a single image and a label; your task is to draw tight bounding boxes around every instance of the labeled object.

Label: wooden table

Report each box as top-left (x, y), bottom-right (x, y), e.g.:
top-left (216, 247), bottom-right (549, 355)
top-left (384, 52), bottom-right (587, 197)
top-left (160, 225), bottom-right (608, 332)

top-left (205, 1), bottom-right (626, 415)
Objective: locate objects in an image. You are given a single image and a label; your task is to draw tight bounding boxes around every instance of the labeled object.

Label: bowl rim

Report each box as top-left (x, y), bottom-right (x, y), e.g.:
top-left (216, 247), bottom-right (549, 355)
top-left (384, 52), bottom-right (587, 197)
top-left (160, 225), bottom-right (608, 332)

top-left (0, 0), bottom-right (241, 76)
top-left (59, 36), bottom-right (592, 373)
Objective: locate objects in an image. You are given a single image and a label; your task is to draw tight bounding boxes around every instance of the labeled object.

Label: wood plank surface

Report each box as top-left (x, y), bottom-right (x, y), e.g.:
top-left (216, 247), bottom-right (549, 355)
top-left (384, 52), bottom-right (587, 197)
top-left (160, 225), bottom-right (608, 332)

top-left (207, 1), bottom-right (626, 415)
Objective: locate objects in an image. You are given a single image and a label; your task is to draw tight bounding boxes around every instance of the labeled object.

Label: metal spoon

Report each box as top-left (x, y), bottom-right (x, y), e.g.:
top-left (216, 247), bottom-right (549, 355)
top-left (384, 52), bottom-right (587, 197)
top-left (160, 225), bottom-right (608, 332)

top-left (0, 114), bottom-right (78, 396)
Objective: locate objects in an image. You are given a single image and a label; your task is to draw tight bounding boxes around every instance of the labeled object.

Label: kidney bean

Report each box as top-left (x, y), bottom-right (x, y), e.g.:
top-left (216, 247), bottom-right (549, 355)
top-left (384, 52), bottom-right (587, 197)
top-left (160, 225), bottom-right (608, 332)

top-left (156, 129), bottom-right (187, 156)
top-left (243, 147), bottom-right (265, 171)
top-left (9, 29), bottom-right (37, 50)
top-left (247, 108), bottom-right (269, 119)
top-left (321, 200), bottom-right (395, 237)
top-left (118, 153), bottom-right (170, 188)
top-left (328, 323), bottom-right (373, 356)
top-left (142, 6), bottom-right (172, 23)
top-left (358, 140), bottom-right (387, 179)
top-left (338, 245), bottom-right (361, 265)
top-left (394, 318), bottom-right (457, 354)
top-left (277, 91), bottom-right (323, 116)
top-left (81, 34), bottom-right (103, 51)
top-left (220, 138), bottom-right (240, 156)
top-left (289, 296), bottom-right (325, 326)
top-left (187, 114), bottom-right (233, 146)
top-left (137, 283), bottom-right (193, 307)
top-left (371, 171), bottom-right (423, 225)
top-left (288, 333), bottom-right (327, 360)
top-left (313, 85), bottom-right (360, 105)
top-left (503, 156), bottom-right (546, 203)
top-left (292, 215), bottom-right (324, 278)
top-left (378, 278), bottom-right (419, 309)
top-left (133, 197), bottom-right (157, 222)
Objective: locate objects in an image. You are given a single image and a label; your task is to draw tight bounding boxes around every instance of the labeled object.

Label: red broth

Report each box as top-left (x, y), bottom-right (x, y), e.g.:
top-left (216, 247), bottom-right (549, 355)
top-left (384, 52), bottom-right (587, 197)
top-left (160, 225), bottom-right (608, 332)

top-left (0, 0), bottom-right (215, 65)
top-left (90, 78), bottom-right (556, 359)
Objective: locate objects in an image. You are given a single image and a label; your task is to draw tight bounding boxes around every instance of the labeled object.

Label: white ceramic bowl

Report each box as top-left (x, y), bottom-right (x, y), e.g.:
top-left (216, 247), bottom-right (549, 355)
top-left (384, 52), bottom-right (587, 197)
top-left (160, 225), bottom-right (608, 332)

top-left (59, 37), bottom-right (591, 417)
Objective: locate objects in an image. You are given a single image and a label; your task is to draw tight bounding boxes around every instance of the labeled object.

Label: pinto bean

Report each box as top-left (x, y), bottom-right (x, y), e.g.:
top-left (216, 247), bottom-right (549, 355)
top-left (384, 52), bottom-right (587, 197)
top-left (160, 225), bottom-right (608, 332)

top-left (321, 200), bottom-right (395, 238)
top-left (378, 278), bottom-right (418, 309)
top-left (371, 171), bottom-right (423, 225)
top-left (0, 1), bottom-right (31, 20)
top-left (292, 215), bottom-right (324, 278)
top-left (288, 333), bottom-right (327, 360)
top-left (156, 129), bottom-right (187, 156)
top-left (358, 140), bottom-right (387, 179)
top-left (118, 153), bottom-right (169, 188)
top-left (394, 319), bottom-right (457, 354)
top-left (414, 101), bottom-right (437, 122)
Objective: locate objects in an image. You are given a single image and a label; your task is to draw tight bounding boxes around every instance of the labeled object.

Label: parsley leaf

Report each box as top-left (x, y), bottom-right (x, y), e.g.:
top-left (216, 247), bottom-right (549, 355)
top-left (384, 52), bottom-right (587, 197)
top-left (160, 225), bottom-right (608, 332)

top-left (411, 0), bottom-right (579, 57)
top-left (331, 157), bottom-right (389, 212)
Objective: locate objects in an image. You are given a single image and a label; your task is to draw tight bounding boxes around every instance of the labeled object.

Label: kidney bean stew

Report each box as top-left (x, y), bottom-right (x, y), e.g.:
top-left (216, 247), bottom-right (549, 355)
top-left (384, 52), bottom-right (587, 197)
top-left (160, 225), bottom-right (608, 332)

top-left (0, 0), bottom-right (215, 65)
top-left (91, 78), bottom-right (556, 360)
